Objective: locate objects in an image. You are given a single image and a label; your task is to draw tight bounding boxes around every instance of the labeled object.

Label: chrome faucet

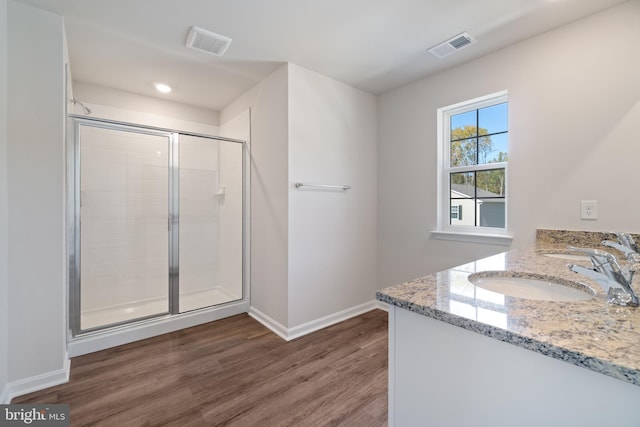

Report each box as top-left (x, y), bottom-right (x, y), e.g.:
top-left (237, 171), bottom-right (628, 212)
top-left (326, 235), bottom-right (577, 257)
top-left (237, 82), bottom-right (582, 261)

top-left (601, 232), bottom-right (640, 263)
top-left (566, 246), bottom-right (639, 307)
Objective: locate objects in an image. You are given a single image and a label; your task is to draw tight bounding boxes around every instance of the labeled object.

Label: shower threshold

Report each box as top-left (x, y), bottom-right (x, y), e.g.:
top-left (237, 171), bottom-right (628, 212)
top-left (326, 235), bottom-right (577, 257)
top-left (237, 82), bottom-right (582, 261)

top-left (81, 287), bottom-right (241, 330)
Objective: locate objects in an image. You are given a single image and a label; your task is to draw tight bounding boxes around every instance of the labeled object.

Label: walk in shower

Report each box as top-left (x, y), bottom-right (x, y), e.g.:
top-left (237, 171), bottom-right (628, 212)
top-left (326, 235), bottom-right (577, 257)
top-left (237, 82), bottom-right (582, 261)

top-left (68, 117), bottom-right (247, 336)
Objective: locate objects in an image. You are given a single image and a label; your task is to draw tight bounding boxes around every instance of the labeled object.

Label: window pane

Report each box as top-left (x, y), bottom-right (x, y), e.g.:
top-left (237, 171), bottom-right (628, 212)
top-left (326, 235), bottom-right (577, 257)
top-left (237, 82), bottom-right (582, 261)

top-left (476, 169), bottom-right (505, 197)
top-left (478, 133), bottom-right (508, 165)
top-left (478, 102), bottom-right (507, 134)
top-left (450, 138), bottom-right (477, 167)
top-left (450, 171), bottom-right (475, 196)
top-left (451, 110), bottom-right (476, 138)
top-left (478, 198), bottom-right (505, 228)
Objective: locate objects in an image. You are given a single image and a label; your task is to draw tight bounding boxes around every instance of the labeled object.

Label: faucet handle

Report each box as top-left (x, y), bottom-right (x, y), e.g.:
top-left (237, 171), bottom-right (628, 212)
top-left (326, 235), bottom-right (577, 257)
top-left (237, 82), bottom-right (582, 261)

top-left (602, 239), bottom-right (638, 261)
top-left (567, 246), bottom-right (618, 266)
top-left (567, 246), bottom-right (627, 280)
top-left (616, 232), bottom-right (640, 254)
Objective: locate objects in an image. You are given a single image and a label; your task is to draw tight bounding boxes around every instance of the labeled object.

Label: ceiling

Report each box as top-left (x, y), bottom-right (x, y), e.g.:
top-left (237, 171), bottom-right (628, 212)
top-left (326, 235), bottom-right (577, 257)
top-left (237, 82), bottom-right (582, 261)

top-left (15, 0), bottom-right (628, 111)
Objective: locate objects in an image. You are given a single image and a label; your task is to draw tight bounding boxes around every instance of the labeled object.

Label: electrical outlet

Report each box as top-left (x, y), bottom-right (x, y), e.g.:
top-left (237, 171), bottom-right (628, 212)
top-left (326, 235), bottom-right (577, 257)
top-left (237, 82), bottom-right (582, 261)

top-left (581, 200), bottom-right (598, 220)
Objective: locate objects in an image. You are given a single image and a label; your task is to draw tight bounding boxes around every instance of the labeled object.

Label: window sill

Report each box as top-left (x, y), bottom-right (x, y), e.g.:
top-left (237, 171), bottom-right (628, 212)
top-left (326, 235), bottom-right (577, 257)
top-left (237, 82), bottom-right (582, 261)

top-left (431, 230), bottom-right (513, 246)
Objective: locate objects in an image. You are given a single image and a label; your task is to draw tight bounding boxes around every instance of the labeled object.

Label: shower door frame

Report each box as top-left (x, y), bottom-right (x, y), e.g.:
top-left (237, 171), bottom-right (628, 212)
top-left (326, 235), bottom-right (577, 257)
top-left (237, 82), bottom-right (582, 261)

top-left (67, 115), bottom-right (250, 339)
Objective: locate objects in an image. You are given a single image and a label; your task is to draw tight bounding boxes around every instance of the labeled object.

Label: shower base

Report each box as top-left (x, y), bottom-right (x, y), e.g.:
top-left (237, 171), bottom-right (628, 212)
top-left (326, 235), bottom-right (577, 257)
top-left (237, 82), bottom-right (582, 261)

top-left (81, 287), bottom-right (241, 331)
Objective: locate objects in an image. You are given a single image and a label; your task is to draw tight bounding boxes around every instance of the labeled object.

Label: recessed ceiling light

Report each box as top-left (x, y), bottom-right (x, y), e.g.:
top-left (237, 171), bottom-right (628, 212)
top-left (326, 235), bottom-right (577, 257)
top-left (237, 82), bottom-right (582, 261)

top-left (154, 83), bottom-right (172, 93)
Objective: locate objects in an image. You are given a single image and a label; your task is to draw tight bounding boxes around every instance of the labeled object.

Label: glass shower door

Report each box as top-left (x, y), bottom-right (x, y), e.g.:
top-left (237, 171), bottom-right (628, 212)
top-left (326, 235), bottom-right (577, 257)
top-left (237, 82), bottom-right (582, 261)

top-left (70, 118), bottom-right (247, 336)
top-left (178, 135), bottom-right (243, 312)
top-left (77, 123), bottom-right (172, 331)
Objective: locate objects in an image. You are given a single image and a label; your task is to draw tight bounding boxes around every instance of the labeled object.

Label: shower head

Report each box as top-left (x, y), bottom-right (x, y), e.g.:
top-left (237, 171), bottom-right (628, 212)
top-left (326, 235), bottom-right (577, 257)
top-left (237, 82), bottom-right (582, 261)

top-left (71, 98), bottom-right (92, 115)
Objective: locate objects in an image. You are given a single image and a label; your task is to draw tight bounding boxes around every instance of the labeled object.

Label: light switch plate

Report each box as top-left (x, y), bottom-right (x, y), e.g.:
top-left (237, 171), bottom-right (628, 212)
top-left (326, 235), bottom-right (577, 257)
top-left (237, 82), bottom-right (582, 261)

top-left (581, 200), bottom-right (598, 220)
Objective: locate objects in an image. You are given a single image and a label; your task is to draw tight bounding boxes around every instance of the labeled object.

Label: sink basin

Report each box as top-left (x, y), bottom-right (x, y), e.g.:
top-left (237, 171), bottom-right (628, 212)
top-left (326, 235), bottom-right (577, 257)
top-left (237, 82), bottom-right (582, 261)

top-left (467, 271), bottom-right (595, 302)
top-left (541, 253), bottom-right (591, 261)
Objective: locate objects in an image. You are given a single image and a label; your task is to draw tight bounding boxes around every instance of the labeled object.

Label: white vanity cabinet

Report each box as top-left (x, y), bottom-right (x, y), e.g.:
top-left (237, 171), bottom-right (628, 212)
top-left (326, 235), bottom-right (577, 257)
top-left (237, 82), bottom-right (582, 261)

top-left (388, 306), bottom-right (640, 427)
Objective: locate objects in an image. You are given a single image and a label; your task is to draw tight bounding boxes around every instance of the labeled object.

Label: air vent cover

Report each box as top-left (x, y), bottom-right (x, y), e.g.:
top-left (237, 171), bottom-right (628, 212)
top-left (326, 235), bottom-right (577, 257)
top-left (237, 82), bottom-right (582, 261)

top-left (428, 32), bottom-right (476, 59)
top-left (185, 26), bottom-right (232, 56)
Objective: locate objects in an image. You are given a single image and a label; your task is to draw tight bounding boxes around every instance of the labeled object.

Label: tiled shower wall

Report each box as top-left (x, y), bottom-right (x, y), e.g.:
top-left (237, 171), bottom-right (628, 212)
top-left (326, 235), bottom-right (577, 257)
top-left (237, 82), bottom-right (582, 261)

top-left (179, 135), bottom-right (221, 296)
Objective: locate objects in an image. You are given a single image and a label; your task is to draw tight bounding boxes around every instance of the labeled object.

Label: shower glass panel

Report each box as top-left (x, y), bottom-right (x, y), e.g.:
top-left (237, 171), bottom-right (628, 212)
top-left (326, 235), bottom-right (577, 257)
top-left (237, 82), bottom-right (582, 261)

top-left (78, 124), bottom-right (171, 330)
top-left (178, 135), bottom-right (243, 312)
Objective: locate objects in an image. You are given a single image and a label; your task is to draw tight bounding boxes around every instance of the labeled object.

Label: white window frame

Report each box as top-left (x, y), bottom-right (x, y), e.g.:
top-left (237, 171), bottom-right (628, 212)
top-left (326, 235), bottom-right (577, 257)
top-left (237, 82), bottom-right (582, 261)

top-left (433, 90), bottom-right (512, 246)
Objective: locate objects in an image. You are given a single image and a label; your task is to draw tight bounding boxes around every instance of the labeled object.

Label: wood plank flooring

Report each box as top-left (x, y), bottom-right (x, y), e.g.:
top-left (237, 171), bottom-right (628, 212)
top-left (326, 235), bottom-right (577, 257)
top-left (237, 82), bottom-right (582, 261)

top-left (13, 310), bottom-right (388, 426)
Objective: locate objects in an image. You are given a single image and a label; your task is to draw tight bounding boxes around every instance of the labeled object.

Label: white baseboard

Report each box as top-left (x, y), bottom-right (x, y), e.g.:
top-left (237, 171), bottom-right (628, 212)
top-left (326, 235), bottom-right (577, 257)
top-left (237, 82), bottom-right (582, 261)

top-left (248, 307), bottom-right (288, 341)
top-left (376, 300), bottom-right (390, 312)
top-left (287, 300), bottom-right (383, 340)
top-left (250, 300), bottom-right (386, 341)
top-left (1, 382), bottom-right (10, 404)
top-left (6, 352), bottom-right (70, 402)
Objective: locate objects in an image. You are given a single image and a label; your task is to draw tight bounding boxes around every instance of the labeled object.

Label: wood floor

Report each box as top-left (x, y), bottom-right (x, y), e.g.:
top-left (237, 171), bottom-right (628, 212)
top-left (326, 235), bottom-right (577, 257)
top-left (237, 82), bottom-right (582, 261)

top-left (13, 310), bottom-right (388, 427)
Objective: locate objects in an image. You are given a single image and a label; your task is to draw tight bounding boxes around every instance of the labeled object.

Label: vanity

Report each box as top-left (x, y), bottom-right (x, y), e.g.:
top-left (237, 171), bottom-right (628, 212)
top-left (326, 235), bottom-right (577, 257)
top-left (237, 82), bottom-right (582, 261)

top-left (376, 230), bottom-right (640, 427)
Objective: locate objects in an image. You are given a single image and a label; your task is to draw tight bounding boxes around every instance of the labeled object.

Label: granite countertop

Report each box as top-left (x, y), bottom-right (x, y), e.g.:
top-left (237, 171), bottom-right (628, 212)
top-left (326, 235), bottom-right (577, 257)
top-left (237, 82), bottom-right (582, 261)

top-left (376, 229), bottom-right (640, 387)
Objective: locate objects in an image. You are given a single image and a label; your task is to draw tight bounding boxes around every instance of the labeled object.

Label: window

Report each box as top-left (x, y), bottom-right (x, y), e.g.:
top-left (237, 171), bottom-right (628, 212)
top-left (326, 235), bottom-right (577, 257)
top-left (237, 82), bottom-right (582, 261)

top-left (436, 91), bottom-right (509, 241)
top-left (450, 205), bottom-right (462, 221)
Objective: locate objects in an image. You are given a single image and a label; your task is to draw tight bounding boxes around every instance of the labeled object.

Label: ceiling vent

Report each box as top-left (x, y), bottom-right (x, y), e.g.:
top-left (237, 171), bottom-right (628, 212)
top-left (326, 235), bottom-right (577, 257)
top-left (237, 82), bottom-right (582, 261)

top-left (428, 32), bottom-right (476, 59)
top-left (185, 26), bottom-right (232, 56)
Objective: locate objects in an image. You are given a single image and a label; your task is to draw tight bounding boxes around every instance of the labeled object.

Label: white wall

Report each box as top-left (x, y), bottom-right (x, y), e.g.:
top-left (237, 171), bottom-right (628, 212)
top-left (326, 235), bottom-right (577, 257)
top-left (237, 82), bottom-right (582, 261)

top-left (377, 1), bottom-right (640, 288)
top-left (288, 64), bottom-right (378, 327)
top-left (221, 65), bottom-right (290, 328)
top-left (0, 0), bottom-right (9, 404)
top-left (72, 81), bottom-right (219, 135)
top-left (221, 63), bottom-right (379, 332)
top-left (6, 0), bottom-right (67, 391)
